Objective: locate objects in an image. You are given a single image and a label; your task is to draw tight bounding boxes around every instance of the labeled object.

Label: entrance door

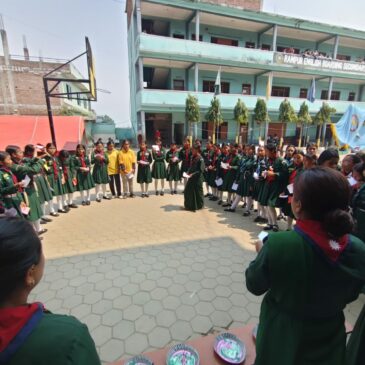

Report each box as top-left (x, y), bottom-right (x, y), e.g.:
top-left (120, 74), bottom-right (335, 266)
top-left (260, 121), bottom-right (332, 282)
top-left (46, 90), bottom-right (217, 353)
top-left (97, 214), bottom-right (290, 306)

top-left (145, 113), bottom-right (172, 146)
top-left (174, 123), bottom-right (184, 145)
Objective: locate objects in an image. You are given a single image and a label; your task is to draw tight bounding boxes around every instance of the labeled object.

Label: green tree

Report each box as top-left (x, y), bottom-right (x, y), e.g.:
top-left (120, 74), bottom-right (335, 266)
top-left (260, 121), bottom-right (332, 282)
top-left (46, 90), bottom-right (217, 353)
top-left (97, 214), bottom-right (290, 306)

top-left (297, 102), bottom-right (312, 147)
top-left (100, 115), bottom-right (114, 123)
top-left (314, 102), bottom-right (336, 146)
top-left (278, 99), bottom-right (297, 147)
top-left (254, 98), bottom-right (270, 142)
top-left (234, 99), bottom-right (249, 143)
top-left (206, 97), bottom-right (223, 144)
top-left (185, 94), bottom-right (200, 143)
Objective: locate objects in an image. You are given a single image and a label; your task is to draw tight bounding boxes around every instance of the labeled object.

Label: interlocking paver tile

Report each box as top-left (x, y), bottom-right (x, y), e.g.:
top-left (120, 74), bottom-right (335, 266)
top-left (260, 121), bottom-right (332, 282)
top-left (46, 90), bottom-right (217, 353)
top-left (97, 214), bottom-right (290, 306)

top-left (162, 296), bottom-right (181, 310)
top-left (176, 305), bottom-right (196, 321)
top-left (170, 321), bottom-right (193, 341)
top-left (210, 310), bottom-right (233, 328)
top-left (125, 333), bottom-right (149, 355)
top-left (191, 315), bottom-right (213, 334)
top-left (148, 327), bottom-right (171, 348)
top-left (92, 325), bottom-right (112, 347)
top-left (135, 315), bottom-right (157, 334)
top-left (99, 338), bottom-right (124, 363)
top-left (144, 300), bottom-right (163, 316)
top-left (124, 304), bottom-right (143, 321)
top-left (113, 320), bottom-right (135, 340)
top-left (102, 309), bottom-right (124, 326)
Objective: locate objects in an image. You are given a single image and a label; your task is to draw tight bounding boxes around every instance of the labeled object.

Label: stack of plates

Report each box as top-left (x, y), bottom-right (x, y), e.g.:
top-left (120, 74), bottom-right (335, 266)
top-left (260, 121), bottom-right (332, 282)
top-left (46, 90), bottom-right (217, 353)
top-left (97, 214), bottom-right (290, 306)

top-left (214, 333), bottom-right (246, 364)
top-left (166, 344), bottom-right (199, 365)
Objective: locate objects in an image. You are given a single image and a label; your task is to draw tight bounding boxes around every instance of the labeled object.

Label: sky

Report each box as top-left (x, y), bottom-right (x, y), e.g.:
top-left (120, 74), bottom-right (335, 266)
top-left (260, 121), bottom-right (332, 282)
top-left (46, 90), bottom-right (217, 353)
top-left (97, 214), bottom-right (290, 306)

top-left (1, 0), bottom-right (365, 126)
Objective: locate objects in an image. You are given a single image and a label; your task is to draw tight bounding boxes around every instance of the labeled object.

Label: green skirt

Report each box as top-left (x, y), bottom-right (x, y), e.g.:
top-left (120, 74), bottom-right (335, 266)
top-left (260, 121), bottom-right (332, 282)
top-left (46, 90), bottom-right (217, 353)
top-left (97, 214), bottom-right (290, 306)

top-left (76, 171), bottom-right (95, 191)
top-left (241, 174), bottom-right (254, 198)
top-left (208, 169), bottom-right (217, 188)
top-left (253, 180), bottom-right (265, 201)
top-left (92, 165), bottom-right (109, 184)
top-left (26, 187), bottom-right (43, 222)
top-left (63, 176), bottom-right (75, 194)
top-left (3, 193), bottom-right (24, 218)
top-left (35, 175), bottom-right (53, 204)
top-left (259, 181), bottom-right (283, 207)
top-left (152, 161), bottom-right (166, 179)
top-left (184, 173), bottom-right (204, 211)
top-left (47, 173), bottom-right (64, 197)
top-left (166, 163), bottom-right (180, 182)
top-left (137, 166), bottom-right (152, 184)
top-left (222, 170), bottom-right (237, 192)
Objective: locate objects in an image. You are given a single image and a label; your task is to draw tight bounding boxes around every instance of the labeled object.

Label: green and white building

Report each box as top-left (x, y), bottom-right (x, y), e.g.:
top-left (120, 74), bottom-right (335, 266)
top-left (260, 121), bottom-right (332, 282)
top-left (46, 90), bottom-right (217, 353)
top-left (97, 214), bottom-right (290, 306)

top-left (125, 0), bottom-right (365, 145)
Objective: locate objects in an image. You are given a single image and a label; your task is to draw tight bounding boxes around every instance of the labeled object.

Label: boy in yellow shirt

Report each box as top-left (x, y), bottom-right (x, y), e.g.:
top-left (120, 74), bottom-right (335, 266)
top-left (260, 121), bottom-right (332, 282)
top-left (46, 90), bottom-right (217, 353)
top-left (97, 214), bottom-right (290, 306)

top-left (118, 140), bottom-right (136, 198)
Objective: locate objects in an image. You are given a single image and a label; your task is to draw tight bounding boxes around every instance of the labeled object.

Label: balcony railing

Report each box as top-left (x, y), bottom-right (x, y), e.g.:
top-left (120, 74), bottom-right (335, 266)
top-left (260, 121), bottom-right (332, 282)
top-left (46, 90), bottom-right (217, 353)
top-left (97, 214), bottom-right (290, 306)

top-left (138, 34), bottom-right (365, 80)
top-left (137, 88), bottom-right (365, 115)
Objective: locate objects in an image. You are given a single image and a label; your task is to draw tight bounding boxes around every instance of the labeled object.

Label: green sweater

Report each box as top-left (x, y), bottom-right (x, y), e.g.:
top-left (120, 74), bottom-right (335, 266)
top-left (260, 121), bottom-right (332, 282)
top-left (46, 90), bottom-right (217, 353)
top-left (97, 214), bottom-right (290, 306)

top-left (8, 312), bottom-right (100, 365)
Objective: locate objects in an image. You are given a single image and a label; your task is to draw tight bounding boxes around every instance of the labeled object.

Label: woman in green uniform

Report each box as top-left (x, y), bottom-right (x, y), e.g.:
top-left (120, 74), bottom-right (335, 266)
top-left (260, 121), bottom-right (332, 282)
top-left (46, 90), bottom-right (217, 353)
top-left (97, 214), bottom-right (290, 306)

top-left (44, 143), bottom-right (67, 213)
top-left (352, 162), bottom-right (365, 243)
top-left (202, 141), bottom-right (214, 197)
top-left (0, 151), bottom-right (25, 217)
top-left (260, 143), bottom-right (289, 232)
top-left (166, 141), bottom-right (180, 195)
top-left (221, 144), bottom-right (240, 208)
top-left (152, 138), bottom-right (166, 196)
top-left (73, 144), bottom-right (95, 206)
top-left (58, 150), bottom-right (77, 209)
top-left (24, 145), bottom-right (57, 222)
top-left (253, 146), bottom-right (268, 223)
top-left (91, 141), bottom-right (110, 202)
top-left (246, 167), bottom-right (365, 365)
top-left (6, 145), bottom-right (46, 235)
top-left (184, 144), bottom-right (205, 212)
top-left (216, 144), bottom-right (229, 205)
top-left (0, 217), bottom-right (101, 365)
top-left (137, 141), bottom-right (152, 197)
top-left (241, 145), bottom-right (256, 216)
top-left (207, 144), bottom-right (221, 202)
top-left (179, 139), bottom-right (192, 189)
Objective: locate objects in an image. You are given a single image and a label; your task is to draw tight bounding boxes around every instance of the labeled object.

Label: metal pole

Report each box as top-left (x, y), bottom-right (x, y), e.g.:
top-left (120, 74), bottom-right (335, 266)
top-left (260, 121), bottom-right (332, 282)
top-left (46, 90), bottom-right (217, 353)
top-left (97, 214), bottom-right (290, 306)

top-left (194, 63), bottom-right (199, 92)
top-left (333, 35), bottom-right (339, 59)
top-left (43, 79), bottom-right (57, 148)
top-left (272, 24), bottom-right (278, 52)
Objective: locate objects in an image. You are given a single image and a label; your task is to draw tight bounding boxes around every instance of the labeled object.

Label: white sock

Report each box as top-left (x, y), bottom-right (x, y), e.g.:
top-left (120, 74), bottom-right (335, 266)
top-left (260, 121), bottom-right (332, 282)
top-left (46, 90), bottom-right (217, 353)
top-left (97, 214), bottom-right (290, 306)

top-left (57, 196), bottom-right (63, 210)
top-left (41, 203), bottom-right (46, 217)
top-left (102, 184), bottom-right (107, 196)
top-left (33, 219), bottom-right (41, 232)
top-left (140, 184), bottom-right (144, 193)
top-left (86, 190), bottom-right (91, 202)
top-left (169, 181), bottom-right (173, 191)
top-left (96, 184), bottom-right (101, 198)
top-left (63, 194), bottom-right (68, 207)
top-left (68, 193), bottom-right (73, 205)
top-left (231, 195), bottom-right (241, 210)
top-left (145, 184), bottom-right (149, 194)
top-left (161, 179), bottom-right (165, 192)
top-left (81, 190), bottom-right (85, 201)
top-left (174, 181), bottom-right (178, 191)
top-left (246, 197), bottom-right (253, 212)
top-left (48, 200), bottom-right (55, 214)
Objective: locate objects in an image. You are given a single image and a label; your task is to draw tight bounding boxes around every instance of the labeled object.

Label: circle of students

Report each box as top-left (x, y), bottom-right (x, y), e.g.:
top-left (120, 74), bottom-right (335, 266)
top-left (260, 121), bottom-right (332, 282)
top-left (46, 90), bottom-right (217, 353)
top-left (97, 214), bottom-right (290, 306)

top-left (1, 138), bottom-right (365, 241)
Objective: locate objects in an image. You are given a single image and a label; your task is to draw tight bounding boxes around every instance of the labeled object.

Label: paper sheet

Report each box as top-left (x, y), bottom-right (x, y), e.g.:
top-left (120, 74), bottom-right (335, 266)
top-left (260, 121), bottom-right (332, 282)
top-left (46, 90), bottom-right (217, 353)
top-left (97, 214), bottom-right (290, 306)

top-left (171, 156), bottom-right (179, 162)
top-left (126, 173), bottom-right (134, 180)
top-left (220, 162), bottom-right (229, 169)
top-left (139, 160), bottom-right (149, 165)
top-left (152, 145), bottom-right (160, 151)
top-left (215, 177), bottom-right (223, 187)
top-left (22, 175), bottom-right (31, 188)
top-left (258, 231), bottom-right (269, 242)
top-left (231, 183), bottom-right (239, 191)
top-left (348, 176), bottom-right (358, 187)
top-left (183, 172), bottom-right (190, 179)
top-left (253, 172), bottom-right (259, 180)
top-left (287, 183), bottom-right (294, 194)
top-left (21, 206), bottom-right (30, 216)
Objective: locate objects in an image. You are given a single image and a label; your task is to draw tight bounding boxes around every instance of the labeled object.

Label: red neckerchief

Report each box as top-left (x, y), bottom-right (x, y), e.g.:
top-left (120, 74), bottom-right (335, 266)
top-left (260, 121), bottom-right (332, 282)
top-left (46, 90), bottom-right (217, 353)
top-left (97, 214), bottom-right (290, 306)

top-left (185, 148), bottom-right (190, 162)
top-left (51, 156), bottom-right (58, 179)
top-left (170, 149), bottom-right (176, 160)
top-left (267, 158), bottom-right (275, 183)
top-left (79, 153), bottom-right (86, 168)
top-left (60, 160), bottom-right (68, 180)
top-left (295, 220), bottom-right (349, 263)
top-left (141, 149), bottom-right (146, 161)
top-left (212, 152), bottom-right (219, 166)
top-left (157, 146), bottom-right (162, 157)
top-left (0, 303), bottom-right (44, 352)
top-left (0, 167), bottom-right (22, 192)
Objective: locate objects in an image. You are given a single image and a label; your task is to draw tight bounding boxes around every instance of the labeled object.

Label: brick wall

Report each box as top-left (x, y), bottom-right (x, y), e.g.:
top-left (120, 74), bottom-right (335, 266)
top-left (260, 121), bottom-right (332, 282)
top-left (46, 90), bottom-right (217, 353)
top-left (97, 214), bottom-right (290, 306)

top-left (200, 0), bottom-right (262, 11)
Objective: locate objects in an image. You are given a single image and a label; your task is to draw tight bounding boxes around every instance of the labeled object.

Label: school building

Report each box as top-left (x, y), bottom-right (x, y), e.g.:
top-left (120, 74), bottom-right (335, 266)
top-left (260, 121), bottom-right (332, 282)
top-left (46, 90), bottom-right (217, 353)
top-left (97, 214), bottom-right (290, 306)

top-left (126, 0), bottom-right (365, 145)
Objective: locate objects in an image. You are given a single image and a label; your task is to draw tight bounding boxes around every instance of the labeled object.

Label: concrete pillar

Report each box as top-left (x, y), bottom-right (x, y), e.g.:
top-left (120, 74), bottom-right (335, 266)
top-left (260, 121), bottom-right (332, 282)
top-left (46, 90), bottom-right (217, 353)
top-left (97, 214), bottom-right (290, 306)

top-left (328, 77), bottom-right (334, 100)
top-left (272, 24), bottom-right (278, 52)
top-left (138, 58), bottom-right (144, 91)
top-left (358, 85), bottom-right (364, 102)
top-left (141, 110), bottom-right (146, 140)
top-left (194, 63), bottom-right (199, 92)
top-left (195, 10), bottom-right (200, 42)
top-left (333, 35), bottom-right (339, 59)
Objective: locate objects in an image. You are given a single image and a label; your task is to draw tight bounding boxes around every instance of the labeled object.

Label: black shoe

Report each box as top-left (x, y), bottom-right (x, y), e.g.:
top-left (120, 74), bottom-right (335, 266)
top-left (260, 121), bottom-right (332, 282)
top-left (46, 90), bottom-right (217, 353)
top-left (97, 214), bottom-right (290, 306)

top-left (156, 191), bottom-right (159, 196)
top-left (243, 211), bottom-right (251, 217)
top-left (68, 204), bottom-right (78, 208)
top-left (38, 229), bottom-right (47, 236)
top-left (82, 201), bottom-right (87, 206)
top-left (96, 197), bottom-right (101, 203)
top-left (174, 190), bottom-right (178, 195)
top-left (160, 191), bottom-right (164, 196)
top-left (145, 193), bottom-right (149, 198)
top-left (130, 194), bottom-right (135, 198)
top-left (103, 196), bottom-right (111, 200)
top-left (40, 220), bottom-right (47, 225)
top-left (224, 208), bottom-right (235, 212)
top-left (41, 217), bottom-right (52, 223)
top-left (218, 200), bottom-right (223, 205)
top-left (58, 209), bottom-right (67, 213)
top-left (50, 212), bottom-right (59, 217)
top-left (171, 191), bottom-right (174, 195)
top-left (254, 216), bottom-right (262, 223)
top-left (272, 225), bottom-right (279, 232)
top-left (63, 206), bottom-right (70, 212)
top-left (264, 224), bottom-right (273, 231)
top-left (241, 203), bottom-right (247, 209)
top-left (204, 193), bottom-right (210, 198)
top-left (211, 197), bottom-right (218, 201)
top-left (86, 201), bottom-right (91, 206)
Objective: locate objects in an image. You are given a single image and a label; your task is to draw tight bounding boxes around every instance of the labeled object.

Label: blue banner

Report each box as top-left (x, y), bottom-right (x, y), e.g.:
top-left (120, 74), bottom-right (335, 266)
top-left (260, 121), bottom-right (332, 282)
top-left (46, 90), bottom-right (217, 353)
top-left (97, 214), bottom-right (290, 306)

top-left (335, 104), bottom-right (365, 150)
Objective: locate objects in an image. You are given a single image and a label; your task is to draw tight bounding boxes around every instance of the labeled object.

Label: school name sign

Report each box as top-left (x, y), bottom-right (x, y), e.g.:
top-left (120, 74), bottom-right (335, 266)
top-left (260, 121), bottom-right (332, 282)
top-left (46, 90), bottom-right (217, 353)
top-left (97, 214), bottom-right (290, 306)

top-left (275, 53), bottom-right (365, 73)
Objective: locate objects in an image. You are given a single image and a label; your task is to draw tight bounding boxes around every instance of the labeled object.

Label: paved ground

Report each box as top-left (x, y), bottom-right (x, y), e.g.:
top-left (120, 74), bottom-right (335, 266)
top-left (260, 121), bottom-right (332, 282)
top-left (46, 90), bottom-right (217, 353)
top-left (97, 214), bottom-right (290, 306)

top-left (30, 183), bottom-right (365, 364)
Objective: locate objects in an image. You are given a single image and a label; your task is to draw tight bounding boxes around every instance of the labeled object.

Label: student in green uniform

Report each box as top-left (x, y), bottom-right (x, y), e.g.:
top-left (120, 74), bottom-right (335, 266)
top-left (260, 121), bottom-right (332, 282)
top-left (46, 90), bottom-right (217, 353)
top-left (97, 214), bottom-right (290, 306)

top-left (207, 144), bottom-right (221, 202)
top-left (137, 141), bottom-right (152, 197)
top-left (24, 145), bottom-right (57, 222)
top-left (44, 143), bottom-right (67, 213)
top-left (152, 138), bottom-right (166, 196)
top-left (303, 153), bottom-right (317, 169)
top-left (352, 162), bottom-right (365, 243)
top-left (221, 144), bottom-right (240, 207)
top-left (0, 151), bottom-right (25, 218)
top-left (0, 217), bottom-right (101, 365)
top-left (58, 150), bottom-right (77, 209)
top-left (166, 141), bottom-right (180, 195)
top-left (246, 167), bottom-right (365, 365)
top-left (202, 141), bottom-right (214, 197)
top-left (253, 146), bottom-right (268, 223)
top-left (179, 138), bottom-right (192, 189)
top-left (6, 145), bottom-right (46, 235)
top-left (241, 145), bottom-right (256, 216)
top-left (91, 141), bottom-right (111, 202)
top-left (318, 147), bottom-right (340, 170)
top-left (216, 144), bottom-right (229, 205)
top-left (261, 143), bottom-right (289, 232)
top-left (73, 144), bottom-right (95, 206)
top-left (183, 143), bottom-right (205, 212)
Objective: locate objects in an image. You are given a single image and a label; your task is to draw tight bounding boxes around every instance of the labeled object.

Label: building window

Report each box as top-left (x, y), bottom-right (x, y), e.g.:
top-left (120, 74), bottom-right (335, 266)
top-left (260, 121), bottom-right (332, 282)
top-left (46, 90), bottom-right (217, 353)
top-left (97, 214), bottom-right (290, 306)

top-left (83, 99), bottom-right (88, 109)
top-left (66, 84), bottom-right (72, 99)
top-left (261, 44), bottom-right (271, 51)
top-left (202, 121), bottom-right (208, 140)
top-left (299, 88), bottom-right (308, 99)
top-left (245, 42), bottom-right (255, 49)
top-left (218, 122), bottom-right (228, 140)
top-left (211, 36), bottom-right (238, 47)
top-left (337, 54), bottom-right (351, 61)
top-left (173, 34), bottom-right (185, 39)
top-left (242, 84), bottom-right (252, 95)
top-left (321, 90), bottom-right (341, 100)
top-left (173, 79), bottom-right (185, 91)
top-left (277, 46), bottom-right (300, 54)
top-left (203, 80), bottom-right (230, 93)
top-left (348, 92), bottom-right (356, 101)
top-left (142, 19), bottom-right (153, 34)
top-left (77, 96), bottom-right (81, 106)
top-left (272, 86), bottom-right (290, 97)
top-left (191, 34), bottom-right (203, 41)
